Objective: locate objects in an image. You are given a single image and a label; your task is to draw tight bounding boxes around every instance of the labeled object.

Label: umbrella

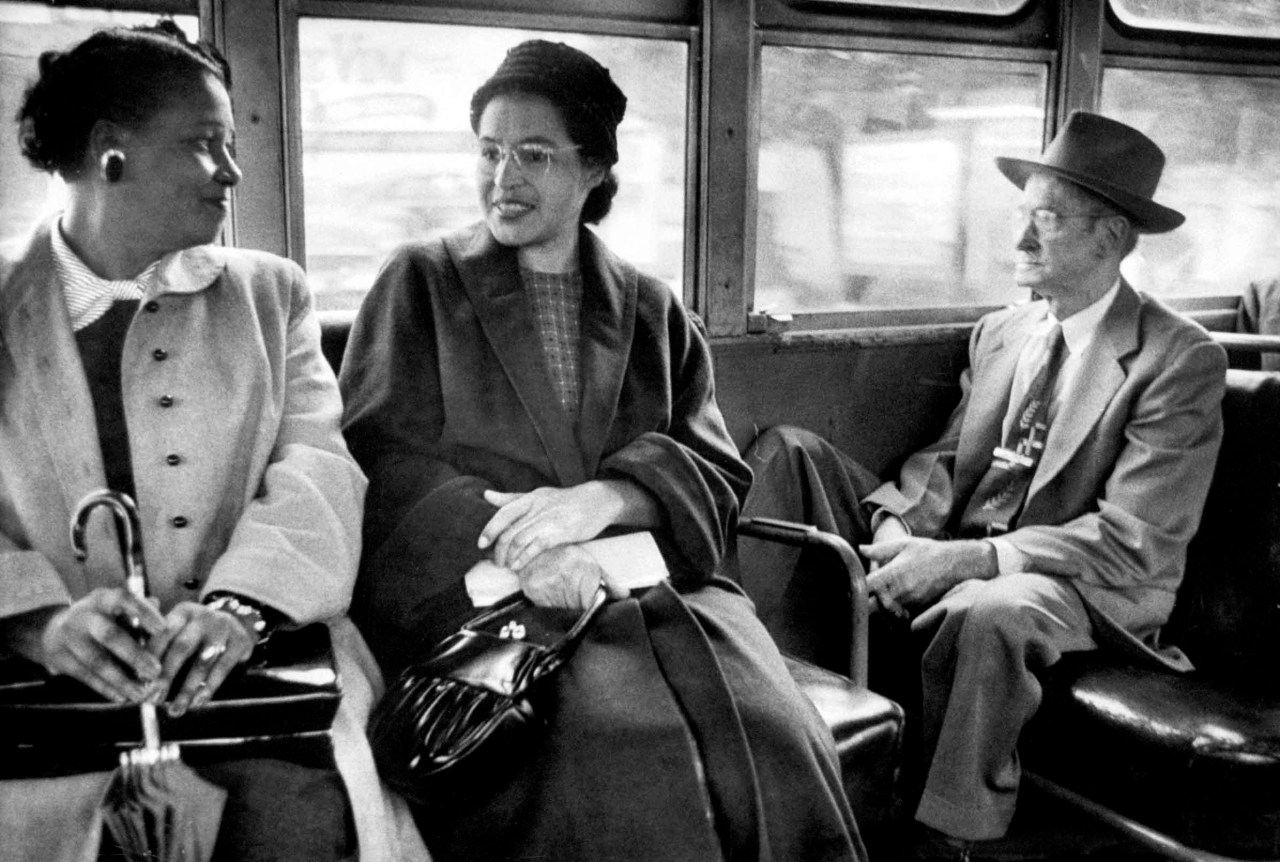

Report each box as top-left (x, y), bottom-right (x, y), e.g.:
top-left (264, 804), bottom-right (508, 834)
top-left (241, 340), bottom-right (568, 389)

top-left (71, 489), bottom-right (226, 862)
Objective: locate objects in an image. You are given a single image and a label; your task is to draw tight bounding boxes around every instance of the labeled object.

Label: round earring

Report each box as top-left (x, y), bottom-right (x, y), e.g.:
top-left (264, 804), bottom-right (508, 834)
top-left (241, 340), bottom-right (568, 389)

top-left (100, 149), bottom-right (125, 183)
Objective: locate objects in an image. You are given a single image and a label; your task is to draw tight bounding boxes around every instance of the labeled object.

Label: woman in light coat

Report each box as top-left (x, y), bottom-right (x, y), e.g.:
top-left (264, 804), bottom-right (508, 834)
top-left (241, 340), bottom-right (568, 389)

top-left (0, 21), bottom-right (425, 862)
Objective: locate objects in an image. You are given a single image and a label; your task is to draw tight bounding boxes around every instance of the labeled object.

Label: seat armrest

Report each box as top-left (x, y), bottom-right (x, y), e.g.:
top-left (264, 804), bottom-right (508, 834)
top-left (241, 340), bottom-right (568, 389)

top-left (737, 516), bottom-right (870, 686)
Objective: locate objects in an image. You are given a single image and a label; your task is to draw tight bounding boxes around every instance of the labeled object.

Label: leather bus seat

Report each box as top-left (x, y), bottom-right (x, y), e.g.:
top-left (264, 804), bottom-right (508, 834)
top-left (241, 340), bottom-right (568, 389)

top-left (1022, 368), bottom-right (1280, 860)
top-left (737, 518), bottom-right (906, 844)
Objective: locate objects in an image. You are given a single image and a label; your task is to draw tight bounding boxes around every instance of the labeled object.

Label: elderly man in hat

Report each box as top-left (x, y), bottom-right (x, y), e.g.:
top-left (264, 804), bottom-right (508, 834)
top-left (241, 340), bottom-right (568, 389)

top-left (739, 112), bottom-right (1227, 855)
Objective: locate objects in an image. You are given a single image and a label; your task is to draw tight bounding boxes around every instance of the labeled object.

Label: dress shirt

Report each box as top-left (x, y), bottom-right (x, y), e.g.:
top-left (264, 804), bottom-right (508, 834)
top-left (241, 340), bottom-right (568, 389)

top-left (988, 279), bottom-right (1121, 573)
top-left (51, 221), bottom-right (151, 332)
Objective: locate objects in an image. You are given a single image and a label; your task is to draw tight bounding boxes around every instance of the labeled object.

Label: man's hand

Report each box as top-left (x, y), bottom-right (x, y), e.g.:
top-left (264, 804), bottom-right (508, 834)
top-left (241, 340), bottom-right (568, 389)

top-left (860, 537), bottom-right (997, 618)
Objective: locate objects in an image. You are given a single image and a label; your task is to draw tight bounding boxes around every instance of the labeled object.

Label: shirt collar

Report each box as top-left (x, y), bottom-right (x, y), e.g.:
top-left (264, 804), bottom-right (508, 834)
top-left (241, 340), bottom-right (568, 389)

top-left (51, 219), bottom-right (225, 330)
top-left (51, 221), bottom-right (151, 331)
top-left (1047, 277), bottom-right (1121, 356)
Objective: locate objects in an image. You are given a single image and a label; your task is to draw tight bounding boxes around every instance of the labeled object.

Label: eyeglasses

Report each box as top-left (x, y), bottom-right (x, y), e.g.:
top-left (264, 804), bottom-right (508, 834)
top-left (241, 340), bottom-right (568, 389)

top-left (477, 142), bottom-right (582, 177)
top-left (1012, 207), bottom-right (1108, 236)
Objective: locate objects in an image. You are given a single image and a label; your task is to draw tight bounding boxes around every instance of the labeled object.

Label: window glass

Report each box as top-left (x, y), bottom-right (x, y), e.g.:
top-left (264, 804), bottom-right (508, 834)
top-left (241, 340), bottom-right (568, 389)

top-left (782, 0), bottom-right (1029, 14)
top-left (298, 19), bottom-right (689, 311)
top-left (1110, 0), bottom-right (1280, 39)
top-left (0, 4), bottom-right (198, 243)
top-left (755, 46), bottom-right (1047, 314)
top-left (1101, 68), bottom-right (1280, 296)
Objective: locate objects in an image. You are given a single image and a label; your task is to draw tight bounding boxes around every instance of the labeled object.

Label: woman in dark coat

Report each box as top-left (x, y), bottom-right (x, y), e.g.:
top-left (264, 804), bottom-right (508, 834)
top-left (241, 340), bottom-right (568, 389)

top-left (339, 39), bottom-right (865, 862)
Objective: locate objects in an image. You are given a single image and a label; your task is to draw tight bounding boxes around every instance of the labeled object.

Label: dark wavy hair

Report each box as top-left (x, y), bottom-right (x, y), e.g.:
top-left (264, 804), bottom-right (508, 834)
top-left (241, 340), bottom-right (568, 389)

top-left (17, 20), bottom-right (230, 178)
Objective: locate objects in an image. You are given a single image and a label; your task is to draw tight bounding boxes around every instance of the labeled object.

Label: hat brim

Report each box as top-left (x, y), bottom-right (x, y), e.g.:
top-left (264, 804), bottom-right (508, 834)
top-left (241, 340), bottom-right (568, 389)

top-left (996, 156), bottom-right (1185, 234)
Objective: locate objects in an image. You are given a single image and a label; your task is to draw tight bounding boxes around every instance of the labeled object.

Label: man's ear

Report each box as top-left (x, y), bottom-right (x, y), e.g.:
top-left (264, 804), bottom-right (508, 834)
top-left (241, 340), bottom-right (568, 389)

top-left (1097, 215), bottom-right (1130, 258)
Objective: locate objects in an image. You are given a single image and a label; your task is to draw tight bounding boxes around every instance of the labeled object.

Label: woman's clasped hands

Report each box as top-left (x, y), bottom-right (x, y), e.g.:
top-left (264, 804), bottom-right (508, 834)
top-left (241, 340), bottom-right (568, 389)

top-left (477, 484), bottom-right (630, 610)
top-left (38, 587), bottom-right (259, 716)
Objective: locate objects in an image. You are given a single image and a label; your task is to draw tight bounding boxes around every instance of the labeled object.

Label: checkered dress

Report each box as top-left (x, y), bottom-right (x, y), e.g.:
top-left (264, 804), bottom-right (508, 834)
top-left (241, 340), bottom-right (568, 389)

top-left (522, 267), bottom-right (583, 420)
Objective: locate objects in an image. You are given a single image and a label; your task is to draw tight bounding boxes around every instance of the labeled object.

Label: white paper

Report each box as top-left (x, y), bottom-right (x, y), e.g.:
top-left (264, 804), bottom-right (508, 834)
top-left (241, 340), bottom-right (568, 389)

top-left (464, 532), bottom-right (669, 606)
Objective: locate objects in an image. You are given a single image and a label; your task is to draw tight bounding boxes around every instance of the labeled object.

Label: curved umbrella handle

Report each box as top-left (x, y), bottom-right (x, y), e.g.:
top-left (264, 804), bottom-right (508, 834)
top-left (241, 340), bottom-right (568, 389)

top-left (70, 489), bottom-right (148, 600)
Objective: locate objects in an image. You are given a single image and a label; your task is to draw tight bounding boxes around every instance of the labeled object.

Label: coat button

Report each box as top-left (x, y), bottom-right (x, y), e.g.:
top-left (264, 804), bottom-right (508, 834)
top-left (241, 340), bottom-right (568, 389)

top-left (144, 301), bottom-right (160, 313)
top-left (183, 578), bottom-right (200, 590)
top-left (166, 454), bottom-right (182, 466)
top-left (158, 395), bottom-right (174, 408)
top-left (171, 515), bottom-right (189, 528)
top-left (152, 348), bottom-right (168, 361)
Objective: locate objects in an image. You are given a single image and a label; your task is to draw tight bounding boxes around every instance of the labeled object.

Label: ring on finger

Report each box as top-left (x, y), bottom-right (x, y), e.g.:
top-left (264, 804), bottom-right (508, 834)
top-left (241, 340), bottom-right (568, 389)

top-left (199, 641), bottom-right (228, 663)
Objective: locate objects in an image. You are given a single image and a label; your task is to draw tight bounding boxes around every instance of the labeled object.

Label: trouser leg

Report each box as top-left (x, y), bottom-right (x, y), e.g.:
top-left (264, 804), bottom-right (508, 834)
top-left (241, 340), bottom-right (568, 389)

top-left (738, 425), bottom-right (881, 632)
top-left (910, 574), bottom-right (1096, 841)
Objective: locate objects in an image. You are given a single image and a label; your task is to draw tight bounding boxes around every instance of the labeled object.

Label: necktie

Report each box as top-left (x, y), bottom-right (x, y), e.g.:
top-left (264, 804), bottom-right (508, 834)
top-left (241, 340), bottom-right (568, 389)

top-left (958, 322), bottom-right (1067, 537)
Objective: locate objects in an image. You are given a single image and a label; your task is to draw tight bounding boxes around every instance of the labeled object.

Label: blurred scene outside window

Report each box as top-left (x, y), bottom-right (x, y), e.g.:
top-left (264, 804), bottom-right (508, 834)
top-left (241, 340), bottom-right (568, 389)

top-left (0, 4), bottom-right (197, 243)
top-left (1110, 0), bottom-right (1280, 38)
top-left (755, 45), bottom-right (1046, 314)
top-left (1102, 68), bottom-right (1280, 296)
top-left (784, 0), bottom-right (1029, 13)
top-left (298, 19), bottom-right (688, 312)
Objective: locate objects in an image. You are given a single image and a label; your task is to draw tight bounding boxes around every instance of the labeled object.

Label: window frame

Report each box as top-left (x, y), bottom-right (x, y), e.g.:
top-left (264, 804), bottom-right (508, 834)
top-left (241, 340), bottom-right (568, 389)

top-left (219, 0), bottom-right (700, 314)
top-left (39, 0), bottom-right (1275, 338)
top-left (1094, 1), bottom-right (1280, 326)
top-left (733, 6), bottom-right (1060, 334)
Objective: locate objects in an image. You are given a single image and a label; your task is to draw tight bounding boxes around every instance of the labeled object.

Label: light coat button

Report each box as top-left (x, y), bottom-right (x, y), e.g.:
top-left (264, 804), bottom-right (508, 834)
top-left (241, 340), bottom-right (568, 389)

top-left (166, 454), bottom-right (182, 466)
top-left (144, 301), bottom-right (160, 313)
top-left (182, 578), bottom-right (200, 590)
top-left (152, 348), bottom-right (168, 361)
top-left (171, 515), bottom-right (189, 528)
top-left (158, 395), bottom-right (174, 408)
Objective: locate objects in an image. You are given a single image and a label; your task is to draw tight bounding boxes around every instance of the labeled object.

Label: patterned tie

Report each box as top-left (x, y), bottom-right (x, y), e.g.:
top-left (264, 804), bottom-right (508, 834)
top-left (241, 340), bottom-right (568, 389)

top-left (958, 322), bottom-right (1067, 537)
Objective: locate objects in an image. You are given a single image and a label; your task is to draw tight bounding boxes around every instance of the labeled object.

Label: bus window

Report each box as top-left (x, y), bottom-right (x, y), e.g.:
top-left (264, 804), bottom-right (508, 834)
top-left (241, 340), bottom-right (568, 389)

top-left (1101, 68), bottom-right (1280, 298)
top-left (1110, 0), bottom-right (1280, 39)
top-left (297, 18), bottom-right (688, 312)
top-left (754, 45), bottom-right (1046, 315)
top-left (0, 3), bottom-right (198, 243)
top-left (779, 0), bottom-right (1030, 13)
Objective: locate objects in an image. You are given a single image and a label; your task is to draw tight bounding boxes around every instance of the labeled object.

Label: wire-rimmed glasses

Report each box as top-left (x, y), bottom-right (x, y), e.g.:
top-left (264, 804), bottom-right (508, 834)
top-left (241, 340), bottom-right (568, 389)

top-left (477, 141), bottom-right (582, 177)
top-left (1011, 207), bottom-right (1109, 237)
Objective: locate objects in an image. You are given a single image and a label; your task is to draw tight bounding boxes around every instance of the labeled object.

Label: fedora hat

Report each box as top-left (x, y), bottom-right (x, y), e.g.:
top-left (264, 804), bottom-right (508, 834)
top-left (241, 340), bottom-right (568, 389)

top-left (996, 111), bottom-right (1184, 234)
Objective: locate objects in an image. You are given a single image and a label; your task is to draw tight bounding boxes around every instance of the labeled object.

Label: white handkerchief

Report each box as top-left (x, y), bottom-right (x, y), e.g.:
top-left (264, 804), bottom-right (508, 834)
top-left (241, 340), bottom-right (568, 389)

top-left (464, 532), bottom-right (670, 607)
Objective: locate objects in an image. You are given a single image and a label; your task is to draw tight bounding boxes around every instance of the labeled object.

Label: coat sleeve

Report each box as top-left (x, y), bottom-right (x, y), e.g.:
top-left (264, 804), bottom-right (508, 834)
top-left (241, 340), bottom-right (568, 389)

top-left (597, 303), bottom-right (753, 586)
top-left (861, 320), bottom-right (984, 537)
top-left (201, 264), bottom-right (368, 624)
top-left (998, 334), bottom-right (1226, 590)
top-left (339, 246), bottom-right (498, 668)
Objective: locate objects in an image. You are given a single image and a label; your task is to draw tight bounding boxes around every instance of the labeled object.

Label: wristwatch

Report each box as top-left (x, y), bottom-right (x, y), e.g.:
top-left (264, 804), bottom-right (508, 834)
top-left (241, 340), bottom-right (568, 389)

top-left (203, 592), bottom-right (277, 645)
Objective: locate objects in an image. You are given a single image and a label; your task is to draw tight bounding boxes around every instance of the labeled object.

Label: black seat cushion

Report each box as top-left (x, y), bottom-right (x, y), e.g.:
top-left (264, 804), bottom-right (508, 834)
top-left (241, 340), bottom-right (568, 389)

top-left (784, 655), bottom-right (904, 836)
top-left (1024, 653), bottom-right (1280, 859)
top-left (1023, 369), bottom-right (1280, 859)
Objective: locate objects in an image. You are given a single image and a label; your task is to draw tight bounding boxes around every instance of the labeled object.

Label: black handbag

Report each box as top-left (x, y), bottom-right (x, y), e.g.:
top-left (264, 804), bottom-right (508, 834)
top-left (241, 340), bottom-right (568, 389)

top-left (368, 587), bottom-right (607, 805)
top-left (0, 623), bottom-right (342, 778)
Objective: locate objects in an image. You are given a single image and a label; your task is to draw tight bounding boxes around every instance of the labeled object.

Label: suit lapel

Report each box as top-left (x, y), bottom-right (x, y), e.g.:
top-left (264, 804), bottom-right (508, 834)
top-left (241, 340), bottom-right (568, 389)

top-left (1, 223), bottom-right (108, 520)
top-left (1028, 282), bottom-right (1140, 501)
top-left (447, 227), bottom-right (587, 486)
top-left (953, 308), bottom-right (1040, 506)
top-left (576, 232), bottom-right (636, 477)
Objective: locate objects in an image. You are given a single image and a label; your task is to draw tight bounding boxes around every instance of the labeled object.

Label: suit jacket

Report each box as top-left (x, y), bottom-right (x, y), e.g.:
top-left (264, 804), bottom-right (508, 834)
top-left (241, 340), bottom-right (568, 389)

top-left (0, 221), bottom-right (422, 862)
top-left (865, 280), bottom-right (1227, 666)
top-left (339, 222), bottom-right (752, 670)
